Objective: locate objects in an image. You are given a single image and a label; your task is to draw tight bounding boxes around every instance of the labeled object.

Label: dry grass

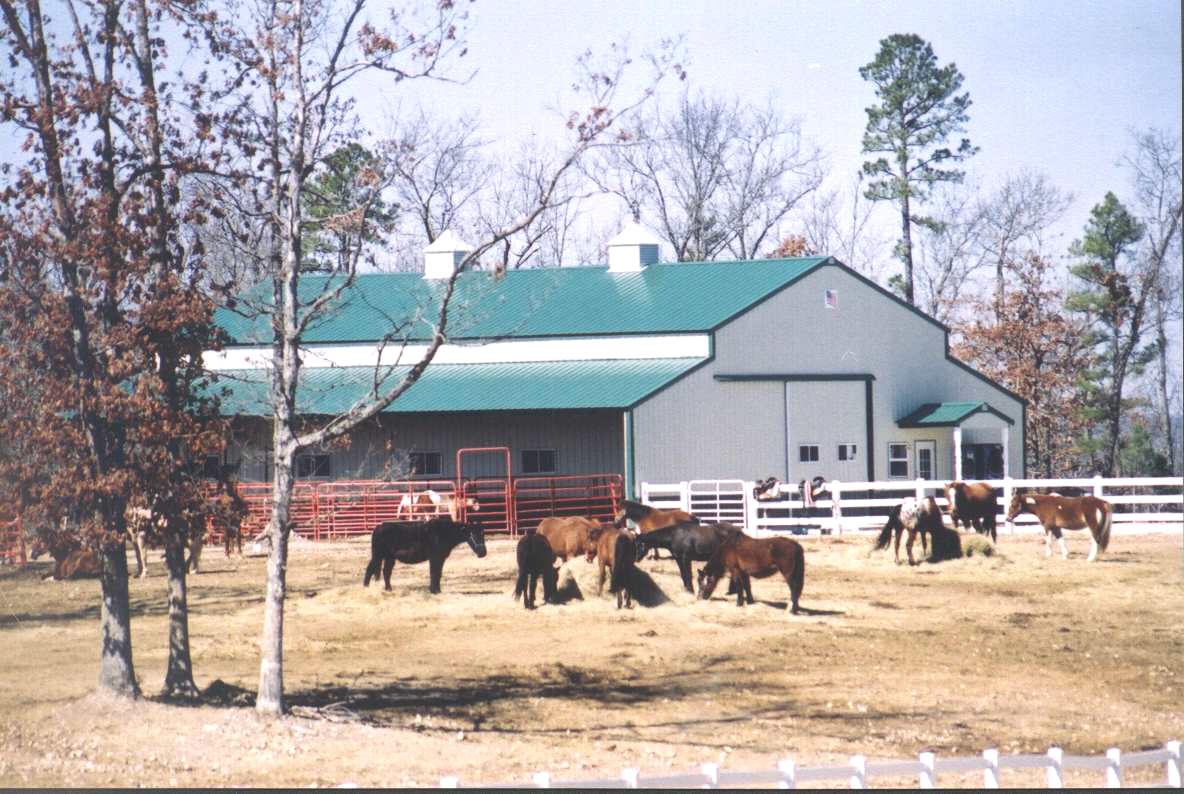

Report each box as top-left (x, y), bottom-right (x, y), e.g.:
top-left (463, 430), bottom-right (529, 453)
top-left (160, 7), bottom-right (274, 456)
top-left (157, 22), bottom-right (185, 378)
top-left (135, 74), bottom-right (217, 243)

top-left (1, 529), bottom-right (1181, 788)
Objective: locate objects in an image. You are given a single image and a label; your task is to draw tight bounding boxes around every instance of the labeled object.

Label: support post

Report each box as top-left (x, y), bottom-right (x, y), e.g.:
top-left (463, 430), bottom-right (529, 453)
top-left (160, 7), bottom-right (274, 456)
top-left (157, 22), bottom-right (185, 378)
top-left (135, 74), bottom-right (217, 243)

top-left (532, 771), bottom-right (550, 788)
top-left (621, 768), bottom-right (640, 788)
top-left (1046, 747), bottom-right (1064, 788)
top-left (1000, 425), bottom-right (1009, 479)
top-left (777, 759), bottom-right (796, 789)
top-left (1166, 740), bottom-right (1181, 787)
top-left (1105, 747), bottom-right (1122, 787)
top-left (701, 762), bottom-right (719, 788)
top-left (982, 748), bottom-right (1000, 788)
top-left (1093, 474), bottom-right (1105, 498)
top-left (919, 751), bottom-right (936, 788)
top-left (1002, 477), bottom-right (1014, 535)
top-left (849, 755), bottom-right (866, 789)
top-left (830, 481), bottom-right (842, 535)
top-left (439, 777), bottom-right (459, 788)
top-left (953, 427), bottom-right (963, 481)
top-left (915, 478), bottom-right (925, 502)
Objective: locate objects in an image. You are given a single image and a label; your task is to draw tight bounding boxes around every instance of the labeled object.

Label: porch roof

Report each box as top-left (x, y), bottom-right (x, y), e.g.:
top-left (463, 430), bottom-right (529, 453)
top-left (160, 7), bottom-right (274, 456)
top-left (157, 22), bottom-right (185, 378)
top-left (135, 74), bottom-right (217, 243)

top-left (896, 401), bottom-right (1014, 428)
top-left (209, 357), bottom-right (706, 416)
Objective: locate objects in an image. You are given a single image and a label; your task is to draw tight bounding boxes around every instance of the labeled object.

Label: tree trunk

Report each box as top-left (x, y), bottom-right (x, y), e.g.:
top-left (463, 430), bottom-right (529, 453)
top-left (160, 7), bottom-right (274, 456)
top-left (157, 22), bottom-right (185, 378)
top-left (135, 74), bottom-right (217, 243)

top-left (1154, 289), bottom-right (1177, 473)
top-left (162, 539), bottom-right (199, 699)
top-left (256, 440), bottom-right (295, 715)
top-left (97, 538), bottom-right (140, 697)
top-left (899, 190), bottom-right (915, 305)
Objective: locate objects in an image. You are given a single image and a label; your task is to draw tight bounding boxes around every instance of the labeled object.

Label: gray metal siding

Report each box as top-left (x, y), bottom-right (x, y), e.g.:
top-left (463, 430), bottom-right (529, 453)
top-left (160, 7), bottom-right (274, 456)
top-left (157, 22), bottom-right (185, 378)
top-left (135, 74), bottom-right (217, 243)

top-left (633, 263), bottom-right (1024, 485)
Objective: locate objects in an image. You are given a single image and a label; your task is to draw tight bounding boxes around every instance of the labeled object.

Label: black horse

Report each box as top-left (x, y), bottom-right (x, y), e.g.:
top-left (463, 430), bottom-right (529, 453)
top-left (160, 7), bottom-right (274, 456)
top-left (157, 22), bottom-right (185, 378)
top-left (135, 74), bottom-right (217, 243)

top-left (514, 533), bottom-right (558, 609)
top-left (633, 520), bottom-right (743, 594)
top-left (363, 516), bottom-right (486, 593)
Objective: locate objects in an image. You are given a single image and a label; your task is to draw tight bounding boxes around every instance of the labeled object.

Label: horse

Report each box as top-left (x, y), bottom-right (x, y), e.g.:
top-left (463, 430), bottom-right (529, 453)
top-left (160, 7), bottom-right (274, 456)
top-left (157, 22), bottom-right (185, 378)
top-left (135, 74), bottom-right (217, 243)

top-left (696, 534), bottom-right (805, 614)
top-left (396, 489), bottom-right (480, 522)
top-left (127, 506), bottom-right (207, 579)
top-left (614, 499), bottom-right (699, 560)
top-left (514, 533), bottom-right (558, 609)
top-left (29, 535), bottom-right (101, 580)
top-left (753, 475), bottom-right (827, 504)
top-left (585, 527), bottom-right (637, 609)
top-left (363, 516), bottom-right (487, 593)
top-left (535, 516), bottom-right (606, 562)
top-left (873, 497), bottom-right (944, 565)
top-left (633, 521), bottom-right (743, 594)
top-left (1004, 491), bottom-right (1113, 562)
top-left (944, 481), bottom-right (998, 542)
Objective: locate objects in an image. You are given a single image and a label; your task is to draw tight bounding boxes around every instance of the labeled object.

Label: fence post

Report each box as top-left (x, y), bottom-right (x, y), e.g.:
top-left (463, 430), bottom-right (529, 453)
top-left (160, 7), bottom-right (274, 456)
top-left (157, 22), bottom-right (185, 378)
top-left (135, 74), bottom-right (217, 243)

top-left (1166, 740), bottom-right (1181, 787)
top-left (1002, 478), bottom-right (1013, 535)
top-left (1093, 474), bottom-right (1104, 498)
top-left (830, 480), bottom-right (842, 535)
top-left (531, 771), bottom-right (550, 788)
top-left (700, 762), bottom-right (719, 788)
top-left (1046, 747), bottom-right (1064, 788)
top-left (1105, 747), bottom-right (1122, 787)
top-left (777, 759), bottom-right (796, 789)
top-left (918, 751), bottom-right (936, 788)
top-left (744, 481), bottom-right (757, 532)
top-left (439, 776), bottom-right (459, 788)
top-left (982, 748), bottom-right (1000, 788)
top-left (621, 768), bottom-right (640, 788)
top-left (680, 481), bottom-right (690, 514)
top-left (915, 478), bottom-right (925, 503)
top-left (849, 755), bottom-right (866, 788)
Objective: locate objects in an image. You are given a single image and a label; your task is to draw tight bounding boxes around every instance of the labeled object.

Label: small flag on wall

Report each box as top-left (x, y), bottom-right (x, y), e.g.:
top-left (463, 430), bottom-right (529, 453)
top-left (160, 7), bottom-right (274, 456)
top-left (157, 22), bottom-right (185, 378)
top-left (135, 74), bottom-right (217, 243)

top-left (825, 289), bottom-right (838, 309)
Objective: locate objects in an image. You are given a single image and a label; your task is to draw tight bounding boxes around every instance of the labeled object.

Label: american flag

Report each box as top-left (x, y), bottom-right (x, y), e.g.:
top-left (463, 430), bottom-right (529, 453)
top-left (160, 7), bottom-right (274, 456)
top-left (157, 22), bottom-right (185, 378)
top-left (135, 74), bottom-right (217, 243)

top-left (825, 289), bottom-right (837, 309)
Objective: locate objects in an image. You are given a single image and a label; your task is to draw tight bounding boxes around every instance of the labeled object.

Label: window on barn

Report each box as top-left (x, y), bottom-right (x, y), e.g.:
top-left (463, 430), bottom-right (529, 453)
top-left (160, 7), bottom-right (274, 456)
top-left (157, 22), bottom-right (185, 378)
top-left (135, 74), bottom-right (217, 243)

top-left (798, 444), bottom-right (819, 463)
top-left (888, 443), bottom-right (909, 478)
top-left (521, 449), bottom-right (557, 474)
top-left (296, 453), bottom-right (331, 479)
top-left (408, 451), bottom-right (442, 477)
top-left (837, 443), bottom-right (857, 462)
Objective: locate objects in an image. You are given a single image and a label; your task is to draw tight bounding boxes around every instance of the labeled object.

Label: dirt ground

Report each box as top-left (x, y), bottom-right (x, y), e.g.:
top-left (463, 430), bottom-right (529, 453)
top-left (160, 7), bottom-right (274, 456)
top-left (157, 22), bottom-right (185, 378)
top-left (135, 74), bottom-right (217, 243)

top-left (0, 527), bottom-right (1181, 788)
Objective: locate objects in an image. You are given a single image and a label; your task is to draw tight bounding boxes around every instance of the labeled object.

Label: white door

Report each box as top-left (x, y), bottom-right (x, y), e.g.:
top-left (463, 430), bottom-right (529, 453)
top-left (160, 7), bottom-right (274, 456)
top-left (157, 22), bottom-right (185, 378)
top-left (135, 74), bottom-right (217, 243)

top-left (915, 440), bottom-right (937, 482)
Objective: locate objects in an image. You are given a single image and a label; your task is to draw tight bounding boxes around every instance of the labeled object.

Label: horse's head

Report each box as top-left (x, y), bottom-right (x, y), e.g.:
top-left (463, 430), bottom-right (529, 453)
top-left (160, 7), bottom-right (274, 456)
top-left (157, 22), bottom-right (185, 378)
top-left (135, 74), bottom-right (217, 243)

top-left (753, 476), bottom-right (778, 499)
top-left (695, 554), bottom-right (726, 600)
top-left (465, 522), bottom-right (487, 558)
top-left (29, 536), bottom-right (47, 560)
top-left (633, 534), bottom-right (650, 562)
top-left (1003, 491), bottom-right (1028, 522)
top-left (612, 507), bottom-right (629, 529)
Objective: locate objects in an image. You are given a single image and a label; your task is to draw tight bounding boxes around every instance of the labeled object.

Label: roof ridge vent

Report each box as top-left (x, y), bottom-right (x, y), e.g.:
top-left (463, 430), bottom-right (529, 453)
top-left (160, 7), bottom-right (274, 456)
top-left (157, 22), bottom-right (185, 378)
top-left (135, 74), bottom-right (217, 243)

top-left (424, 229), bottom-right (473, 279)
top-left (606, 221), bottom-right (662, 273)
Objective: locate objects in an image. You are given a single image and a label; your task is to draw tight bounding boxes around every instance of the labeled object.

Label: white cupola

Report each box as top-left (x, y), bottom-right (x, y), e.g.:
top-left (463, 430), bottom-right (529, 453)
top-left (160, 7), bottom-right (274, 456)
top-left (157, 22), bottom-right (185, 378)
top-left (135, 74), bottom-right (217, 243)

top-left (606, 221), bottom-right (662, 273)
top-left (423, 229), bottom-right (473, 279)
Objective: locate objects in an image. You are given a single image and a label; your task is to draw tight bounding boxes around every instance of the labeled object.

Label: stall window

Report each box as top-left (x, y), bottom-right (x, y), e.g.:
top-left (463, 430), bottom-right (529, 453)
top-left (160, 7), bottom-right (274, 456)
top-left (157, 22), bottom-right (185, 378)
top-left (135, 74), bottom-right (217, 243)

top-left (296, 453), bottom-right (331, 479)
top-left (522, 449), bottom-right (557, 474)
top-left (408, 451), bottom-right (443, 477)
top-left (888, 443), bottom-right (909, 478)
top-left (798, 444), bottom-right (820, 463)
top-left (837, 443), bottom-right (857, 462)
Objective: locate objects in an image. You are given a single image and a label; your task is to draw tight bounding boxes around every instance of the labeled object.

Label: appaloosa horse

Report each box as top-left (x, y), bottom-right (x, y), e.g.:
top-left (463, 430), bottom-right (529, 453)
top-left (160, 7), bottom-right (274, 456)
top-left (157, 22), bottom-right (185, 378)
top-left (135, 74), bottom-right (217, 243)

top-left (514, 533), bottom-right (558, 609)
top-left (696, 533), bottom-right (805, 614)
top-left (363, 516), bottom-right (487, 592)
top-left (614, 499), bottom-right (699, 560)
top-left (633, 521), bottom-right (742, 594)
top-left (944, 481), bottom-right (999, 542)
top-left (396, 490), bottom-right (480, 522)
top-left (1005, 491), bottom-right (1113, 562)
top-left (873, 496), bottom-right (944, 565)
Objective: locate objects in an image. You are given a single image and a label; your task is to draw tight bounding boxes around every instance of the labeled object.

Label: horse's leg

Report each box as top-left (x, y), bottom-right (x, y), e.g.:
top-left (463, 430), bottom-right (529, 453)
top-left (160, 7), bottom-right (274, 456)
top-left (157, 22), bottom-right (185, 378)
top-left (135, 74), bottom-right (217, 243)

top-left (906, 528), bottom-right (917, 566)
top-left (676, 555), bottom-right (693, 593)
top-left (1044, 528), bottom-right (1053, 557)
top-left (597, 560), bottom-right (607, 596)
top-left (526, 572), bottom-right (537, 609)
top-left (187, 530), bottom-right (204, 574)
top-left (382, 558), bottom-right (395, 591)
top-left (429, 556), bottom-right (443, 594)
top-left (893, 527), bottom-right (903, 565)
top-left (1052, 527), bottom-right (1068, 559)
top-left (134, 531), bottom-right (148, 578)
top-left (1087, 531), bottom-right (1099, 563)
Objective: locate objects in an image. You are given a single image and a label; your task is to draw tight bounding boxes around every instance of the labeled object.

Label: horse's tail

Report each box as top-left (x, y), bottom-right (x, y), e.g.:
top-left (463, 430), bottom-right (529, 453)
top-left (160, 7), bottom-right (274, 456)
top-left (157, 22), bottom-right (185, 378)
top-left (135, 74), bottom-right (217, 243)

top-left (609, 533), bottom-right (634, 595)
top-left (514, 569), bottom-right (527, 600)
top-left (1097, 501), bottom-right (1113, 553)
top-left (363, 557), bottom-right (380, 587)
top-left (787, 541), bottom-right (805, 613)
top-left (873, 507), bottom-right (899, 551)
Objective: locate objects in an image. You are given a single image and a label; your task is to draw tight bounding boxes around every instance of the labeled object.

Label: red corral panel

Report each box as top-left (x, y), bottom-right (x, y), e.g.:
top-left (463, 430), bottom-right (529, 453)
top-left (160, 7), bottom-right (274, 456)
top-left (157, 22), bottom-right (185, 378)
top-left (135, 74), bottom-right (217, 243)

top-left (512, 475), bottom-right (623, 534)
top-left (0, 517), bottom-right (25, 566)
top-left (464, 478), bottom-right (512, 534)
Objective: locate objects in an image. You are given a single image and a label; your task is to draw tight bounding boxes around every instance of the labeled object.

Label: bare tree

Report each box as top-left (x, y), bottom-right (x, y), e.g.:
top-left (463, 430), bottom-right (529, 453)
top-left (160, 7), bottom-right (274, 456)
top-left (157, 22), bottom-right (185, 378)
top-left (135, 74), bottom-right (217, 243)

top-left (199, 0), bottom-right (683, 715)
top-left (913, 184), bottom-right (987, 324)
top-left (589, 89), bottom-right (823, 261)
top-left (796, 176), bottom-right (892, 280)
top-left (1123, 127), bottom-right (1183, 472)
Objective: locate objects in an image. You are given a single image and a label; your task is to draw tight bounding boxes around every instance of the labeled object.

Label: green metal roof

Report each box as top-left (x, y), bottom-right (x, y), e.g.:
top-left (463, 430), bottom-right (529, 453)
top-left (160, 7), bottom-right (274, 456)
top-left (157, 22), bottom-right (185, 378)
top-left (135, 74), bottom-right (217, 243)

top-left (215, 257), bottom-right (830, 344)
top-left (897, 401), bottom-right (1014, 428)
top-left (210, 358), bottom-right (706, 415)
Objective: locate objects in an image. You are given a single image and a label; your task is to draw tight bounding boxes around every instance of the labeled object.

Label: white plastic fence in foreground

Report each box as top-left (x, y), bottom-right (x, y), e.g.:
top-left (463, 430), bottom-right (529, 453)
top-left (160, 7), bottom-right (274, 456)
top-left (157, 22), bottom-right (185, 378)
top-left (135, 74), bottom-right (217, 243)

top-left (639, 476), bottom-right (1184, 535)
top-left (440, 740), bottom-right (1181, 789)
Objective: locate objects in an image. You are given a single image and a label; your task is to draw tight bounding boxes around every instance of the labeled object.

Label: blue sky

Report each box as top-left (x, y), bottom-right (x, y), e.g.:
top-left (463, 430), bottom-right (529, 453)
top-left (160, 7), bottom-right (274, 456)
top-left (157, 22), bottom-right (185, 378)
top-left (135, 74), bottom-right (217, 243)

top-left (375, 0), bottom-right (1181, 251)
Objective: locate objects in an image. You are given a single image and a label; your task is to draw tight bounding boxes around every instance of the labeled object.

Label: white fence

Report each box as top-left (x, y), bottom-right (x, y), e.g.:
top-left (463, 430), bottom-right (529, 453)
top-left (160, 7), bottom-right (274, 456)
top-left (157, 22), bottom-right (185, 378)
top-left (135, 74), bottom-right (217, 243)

top-left (639, 476), bottom-right (1184, 536)
top-left (440, 740), bottom-right (1182, 788)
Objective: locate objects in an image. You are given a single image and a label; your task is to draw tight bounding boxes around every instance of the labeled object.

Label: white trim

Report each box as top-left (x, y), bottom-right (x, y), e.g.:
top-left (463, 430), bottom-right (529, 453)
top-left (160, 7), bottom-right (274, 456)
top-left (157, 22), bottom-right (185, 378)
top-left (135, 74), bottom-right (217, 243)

top-left (204, 333), bottom-right (711, 371)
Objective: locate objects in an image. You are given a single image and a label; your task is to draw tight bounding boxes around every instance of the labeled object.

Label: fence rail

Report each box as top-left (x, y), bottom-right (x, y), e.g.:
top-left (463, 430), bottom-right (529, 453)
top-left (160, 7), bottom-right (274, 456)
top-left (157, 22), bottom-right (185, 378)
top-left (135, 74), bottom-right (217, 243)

top-left (641, 475), bottom-right (1184, 535)
top-left (442, 740), bottom-right (1181, 789)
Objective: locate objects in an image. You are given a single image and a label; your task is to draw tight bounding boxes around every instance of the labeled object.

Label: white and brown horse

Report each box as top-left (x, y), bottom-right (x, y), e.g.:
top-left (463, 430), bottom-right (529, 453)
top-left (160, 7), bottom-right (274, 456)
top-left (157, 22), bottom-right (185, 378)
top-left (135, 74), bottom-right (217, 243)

top-left (873, 496), bottom-right (944, 565)
top-left (396, 489), bottom-right (480, 522)
top-left (1005, 492), bottom-right (1113, 562)
top-left (127, 506), bottom-right (210, 578)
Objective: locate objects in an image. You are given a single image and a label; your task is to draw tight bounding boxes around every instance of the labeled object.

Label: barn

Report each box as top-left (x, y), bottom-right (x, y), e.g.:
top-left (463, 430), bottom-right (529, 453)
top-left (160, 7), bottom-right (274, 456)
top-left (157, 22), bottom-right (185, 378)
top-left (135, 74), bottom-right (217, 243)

top-left (207, 223), bottom-right (1024, 506)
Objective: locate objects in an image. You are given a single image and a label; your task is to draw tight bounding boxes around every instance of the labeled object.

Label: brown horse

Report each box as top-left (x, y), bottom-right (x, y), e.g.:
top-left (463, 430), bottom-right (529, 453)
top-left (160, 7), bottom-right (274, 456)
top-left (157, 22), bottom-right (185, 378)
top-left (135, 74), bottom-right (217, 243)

top-left (585, 526), bottom-right (637, 608)
top-left (536, 516), bottom-right (606, 562)
top-left (1005, 492), bottom-right (1113, 562)
top-left (30, 535), bottom-right (101, 580)
top-left (696, 533), bottom-right (804, 614)
top-left (614, 499), bottom-right (699, 560)
top-left (873, 497), bottom-right (944, 565)
top-left (944, 481), bottom-right (998, 542)
top-left (514, 533), bottom-right (558, 609)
